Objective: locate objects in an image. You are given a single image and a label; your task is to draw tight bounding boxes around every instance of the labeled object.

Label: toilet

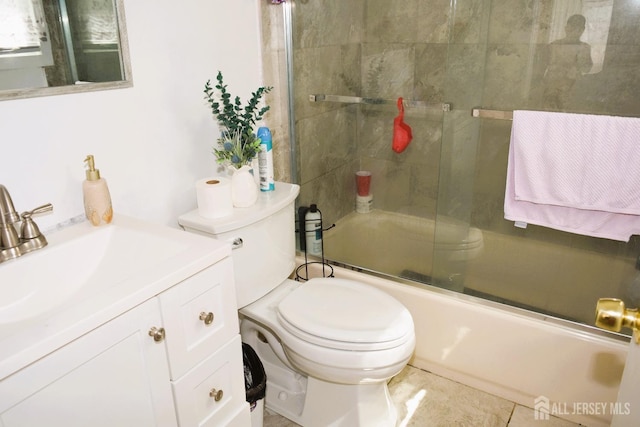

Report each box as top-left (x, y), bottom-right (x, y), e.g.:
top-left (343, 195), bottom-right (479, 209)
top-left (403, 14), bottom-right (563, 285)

top-left (178, 182), bottom-right (415, 427)
top-left (433, 216), bottom-right (484, 262)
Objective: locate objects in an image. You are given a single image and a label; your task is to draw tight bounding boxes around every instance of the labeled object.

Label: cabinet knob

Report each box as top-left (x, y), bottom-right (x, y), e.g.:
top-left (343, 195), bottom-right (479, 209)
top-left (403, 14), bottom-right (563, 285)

top-left (209, 388), bottom-right (224, 402)
top-left (199, 311), bottom-right (214, 325)
top-left (148, 327), bottom-right (166, 342)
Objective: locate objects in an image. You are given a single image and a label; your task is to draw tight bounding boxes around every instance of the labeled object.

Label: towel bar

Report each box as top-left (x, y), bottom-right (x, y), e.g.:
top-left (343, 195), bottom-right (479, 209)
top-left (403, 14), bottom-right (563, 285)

top-left (471, 108), bottom-right (513, 120)
top-left (309, 94), bottom-right (451, 111)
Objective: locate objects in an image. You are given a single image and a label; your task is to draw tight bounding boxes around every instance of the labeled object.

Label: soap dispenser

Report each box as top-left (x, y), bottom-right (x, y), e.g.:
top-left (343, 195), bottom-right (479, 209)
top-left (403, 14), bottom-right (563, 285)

top-left (83, 155), bottom-right (113, 226)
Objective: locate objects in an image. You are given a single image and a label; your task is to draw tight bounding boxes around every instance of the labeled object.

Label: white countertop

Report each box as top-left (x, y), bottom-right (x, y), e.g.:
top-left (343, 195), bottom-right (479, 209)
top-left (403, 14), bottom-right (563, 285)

top-left (0, 214), bottom-right (229, 380)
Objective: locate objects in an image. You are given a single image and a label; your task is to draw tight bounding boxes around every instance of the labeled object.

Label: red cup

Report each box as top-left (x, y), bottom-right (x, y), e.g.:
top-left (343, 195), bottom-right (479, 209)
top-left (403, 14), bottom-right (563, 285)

top-left (356, 171), bottom-right (371, 196)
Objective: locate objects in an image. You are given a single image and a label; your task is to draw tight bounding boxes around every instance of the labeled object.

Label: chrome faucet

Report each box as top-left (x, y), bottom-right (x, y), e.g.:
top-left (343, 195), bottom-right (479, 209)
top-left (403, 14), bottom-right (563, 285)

top-left (0, 185), bottom-right (53, 263)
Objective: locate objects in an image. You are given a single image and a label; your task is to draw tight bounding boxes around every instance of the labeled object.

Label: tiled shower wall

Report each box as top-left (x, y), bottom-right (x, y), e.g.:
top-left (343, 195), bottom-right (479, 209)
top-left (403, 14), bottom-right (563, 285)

top-left (263, 0), bottom-right (640, 237)
top-left (472, 0), bottom-right (640, 238)
top-left (261, 0), bottom-right (640, 325)
top-left (267, 0), bottom-right (505, 223)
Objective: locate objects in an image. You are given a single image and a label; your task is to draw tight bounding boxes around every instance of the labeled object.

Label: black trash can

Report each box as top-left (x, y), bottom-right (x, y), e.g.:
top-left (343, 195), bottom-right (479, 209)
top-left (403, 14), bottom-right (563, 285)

top-left (242, 343), bottom-right (266, 426)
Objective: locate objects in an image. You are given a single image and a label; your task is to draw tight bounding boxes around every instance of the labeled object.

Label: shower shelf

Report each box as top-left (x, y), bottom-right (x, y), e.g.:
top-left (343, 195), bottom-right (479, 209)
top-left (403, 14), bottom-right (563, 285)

top-left (309, 94), bottom-right (451, 111)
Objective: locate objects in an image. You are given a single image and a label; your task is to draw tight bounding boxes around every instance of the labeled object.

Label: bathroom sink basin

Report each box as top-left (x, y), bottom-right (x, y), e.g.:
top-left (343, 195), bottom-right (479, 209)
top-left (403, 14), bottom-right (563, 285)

top-left (0, 219), bottom-right (189, 324)
top-left (0, 213), bottom-right (229, 381)
top-left (0, 215), bottom-right (227, 325)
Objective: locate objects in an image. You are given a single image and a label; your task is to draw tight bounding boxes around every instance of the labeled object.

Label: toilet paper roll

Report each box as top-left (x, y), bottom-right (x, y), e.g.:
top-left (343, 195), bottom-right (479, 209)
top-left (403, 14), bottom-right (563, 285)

top-left (196, 177), bottom-right (233, 219)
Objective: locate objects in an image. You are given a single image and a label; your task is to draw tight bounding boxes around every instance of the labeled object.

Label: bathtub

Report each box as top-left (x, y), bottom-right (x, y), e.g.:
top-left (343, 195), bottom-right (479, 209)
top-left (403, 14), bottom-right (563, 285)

top-left (298, 210), bottom-right (630, 426)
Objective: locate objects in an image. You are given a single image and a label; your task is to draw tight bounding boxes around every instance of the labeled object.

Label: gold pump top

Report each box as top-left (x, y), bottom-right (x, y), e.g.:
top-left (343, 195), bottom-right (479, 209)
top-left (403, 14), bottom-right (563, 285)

top-left (84, 155), bottom-right (101, 181)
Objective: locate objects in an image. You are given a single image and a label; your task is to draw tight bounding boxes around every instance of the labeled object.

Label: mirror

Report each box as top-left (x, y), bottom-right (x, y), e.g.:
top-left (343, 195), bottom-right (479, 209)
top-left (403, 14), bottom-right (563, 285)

top-left (0, 0), bottom-right (131, 101)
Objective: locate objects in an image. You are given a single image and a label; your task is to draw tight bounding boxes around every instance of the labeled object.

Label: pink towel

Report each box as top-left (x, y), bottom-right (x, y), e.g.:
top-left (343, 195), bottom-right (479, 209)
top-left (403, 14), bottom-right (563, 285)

top-left (504, 110), bottom-right (640, 241)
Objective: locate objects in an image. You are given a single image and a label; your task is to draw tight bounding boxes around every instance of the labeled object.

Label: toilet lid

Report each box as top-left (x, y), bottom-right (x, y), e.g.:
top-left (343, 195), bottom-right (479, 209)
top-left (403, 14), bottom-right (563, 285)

top-left (277, 278), bottom-right (413, 346)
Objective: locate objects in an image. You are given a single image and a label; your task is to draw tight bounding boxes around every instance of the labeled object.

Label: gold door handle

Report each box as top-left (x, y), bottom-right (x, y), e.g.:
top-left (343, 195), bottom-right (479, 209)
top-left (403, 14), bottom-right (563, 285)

top-left (209, 388), bottom-right (224, 402)
top-left (148, 327), bottom-right (166, 343)
top-left (595, 298), bottom-right (640, 342)
top-left (199, 311), bottom-right (214, 325)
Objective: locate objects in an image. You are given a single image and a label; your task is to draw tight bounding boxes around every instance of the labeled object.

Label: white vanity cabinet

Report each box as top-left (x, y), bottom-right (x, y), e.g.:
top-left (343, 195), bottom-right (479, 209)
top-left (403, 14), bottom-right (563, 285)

top-left (0, 297), bottom-right (176, 427)
top-left (0, 257), bottom-right (250, 427)
top-left (159, 258), bottom-right (249, 426)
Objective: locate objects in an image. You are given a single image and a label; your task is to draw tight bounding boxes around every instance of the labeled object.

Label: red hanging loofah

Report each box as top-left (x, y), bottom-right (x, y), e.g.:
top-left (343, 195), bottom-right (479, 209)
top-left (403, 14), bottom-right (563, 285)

top-left (392, 97), bottom-right (413, 153)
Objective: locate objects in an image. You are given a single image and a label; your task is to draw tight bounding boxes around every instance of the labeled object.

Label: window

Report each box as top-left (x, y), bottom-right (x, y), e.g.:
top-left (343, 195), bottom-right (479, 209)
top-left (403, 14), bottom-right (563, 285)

top-left (0, 0), bottom-right (53, 70)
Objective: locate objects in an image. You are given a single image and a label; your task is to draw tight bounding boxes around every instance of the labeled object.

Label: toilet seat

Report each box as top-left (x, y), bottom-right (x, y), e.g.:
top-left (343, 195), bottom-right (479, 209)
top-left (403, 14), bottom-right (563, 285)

top-left (276, 278), bottom-right (415, 383)
top-left (240, 278), bottom-right (415, 384)
top-left (277, 278), bottom-right (414, 351)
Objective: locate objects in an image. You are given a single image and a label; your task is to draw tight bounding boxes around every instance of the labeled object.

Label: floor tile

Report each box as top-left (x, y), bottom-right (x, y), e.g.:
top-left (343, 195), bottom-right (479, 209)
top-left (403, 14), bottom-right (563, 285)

top-left (264, 408), bottom-right (300, 427)
top-left (263, 365), bottom-right (582, 427)
top-left (508, 405), bottom-right (581, 426)
top-left (389, 366), bottom-right (514, 426)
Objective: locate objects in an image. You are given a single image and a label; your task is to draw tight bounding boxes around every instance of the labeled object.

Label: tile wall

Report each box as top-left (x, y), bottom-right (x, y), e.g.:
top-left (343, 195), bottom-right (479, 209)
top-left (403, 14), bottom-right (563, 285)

top-left (260, 0), bottom-right (640, 324)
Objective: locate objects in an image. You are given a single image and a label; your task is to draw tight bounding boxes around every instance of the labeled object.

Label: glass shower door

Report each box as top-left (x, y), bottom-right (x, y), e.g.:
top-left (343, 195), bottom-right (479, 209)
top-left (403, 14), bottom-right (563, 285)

top-left (290, 0), bottom-right (640, 333)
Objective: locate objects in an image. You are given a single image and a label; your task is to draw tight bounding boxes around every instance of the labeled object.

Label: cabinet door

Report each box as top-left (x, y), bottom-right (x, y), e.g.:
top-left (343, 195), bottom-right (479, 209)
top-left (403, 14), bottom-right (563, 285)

top-left (0, 299), bottom-right (176, 427)
top-left (159, 259), bottom-right (239, 379)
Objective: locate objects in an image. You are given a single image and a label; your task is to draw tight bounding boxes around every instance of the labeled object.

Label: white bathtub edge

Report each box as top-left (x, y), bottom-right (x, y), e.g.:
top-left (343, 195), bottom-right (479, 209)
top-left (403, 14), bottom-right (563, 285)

top-left (296, 257), bottom-right (627, 427)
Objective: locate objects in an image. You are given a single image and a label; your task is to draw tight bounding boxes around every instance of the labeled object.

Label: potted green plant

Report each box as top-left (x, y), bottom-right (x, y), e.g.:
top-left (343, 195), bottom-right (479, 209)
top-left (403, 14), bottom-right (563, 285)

top-left (204, 71), bottom-right (272, 206)
top-left (204, 71), bottom-right (273, 169)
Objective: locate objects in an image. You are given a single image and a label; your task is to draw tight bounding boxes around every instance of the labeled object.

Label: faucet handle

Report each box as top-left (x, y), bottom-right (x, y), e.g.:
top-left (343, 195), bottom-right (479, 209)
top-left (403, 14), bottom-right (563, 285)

top-left (20, 203), bottom-right (53, 240)
top-left (23, 203), bottom-right (53, 217)
top-left (19, 203), bottom-right (53, 254)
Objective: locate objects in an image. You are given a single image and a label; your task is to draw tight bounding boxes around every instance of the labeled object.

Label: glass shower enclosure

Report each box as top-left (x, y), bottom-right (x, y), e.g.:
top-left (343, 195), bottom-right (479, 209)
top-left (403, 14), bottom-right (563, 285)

top-left (289, 0), bottom-right (640, 334)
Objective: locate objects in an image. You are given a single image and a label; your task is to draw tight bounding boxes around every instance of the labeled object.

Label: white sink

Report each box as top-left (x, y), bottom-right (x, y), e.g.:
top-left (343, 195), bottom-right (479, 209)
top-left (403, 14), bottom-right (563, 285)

top-left (0, 217), bottom-right (229, 326)
top-left (0, 220), bottom-right (190, 324)
top-left (0, 214), bottom-right (230, 380)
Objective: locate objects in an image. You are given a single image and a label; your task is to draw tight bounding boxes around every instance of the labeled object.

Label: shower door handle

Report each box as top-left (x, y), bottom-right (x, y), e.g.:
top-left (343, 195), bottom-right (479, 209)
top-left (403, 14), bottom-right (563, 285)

top-left (595, 298), bottom-right (640, 343)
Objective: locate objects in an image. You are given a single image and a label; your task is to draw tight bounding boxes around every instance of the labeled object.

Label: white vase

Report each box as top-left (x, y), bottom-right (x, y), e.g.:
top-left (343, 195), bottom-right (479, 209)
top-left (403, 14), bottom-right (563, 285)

top-left (230, 165), bottom-right (258, 207)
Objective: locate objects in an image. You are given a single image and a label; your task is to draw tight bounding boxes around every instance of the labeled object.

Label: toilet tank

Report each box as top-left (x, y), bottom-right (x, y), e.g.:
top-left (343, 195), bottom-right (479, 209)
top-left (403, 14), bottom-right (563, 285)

top-left (178, 182), bottom-right (300, 308)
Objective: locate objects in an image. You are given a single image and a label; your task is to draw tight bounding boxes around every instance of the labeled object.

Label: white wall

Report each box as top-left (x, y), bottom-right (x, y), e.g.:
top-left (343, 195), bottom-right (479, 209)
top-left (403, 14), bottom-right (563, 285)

top-left (0, 0), bottom-right (264, 230)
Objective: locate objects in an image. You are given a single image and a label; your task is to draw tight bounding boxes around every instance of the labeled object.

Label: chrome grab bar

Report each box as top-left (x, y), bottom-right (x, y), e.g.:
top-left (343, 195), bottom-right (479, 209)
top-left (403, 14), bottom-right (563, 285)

top-left (309, 94), bottom-right (451, 112)
top-left (470, 108), bottom-right (637, 121)
top-left (471, 108), bottom-right (513, 120)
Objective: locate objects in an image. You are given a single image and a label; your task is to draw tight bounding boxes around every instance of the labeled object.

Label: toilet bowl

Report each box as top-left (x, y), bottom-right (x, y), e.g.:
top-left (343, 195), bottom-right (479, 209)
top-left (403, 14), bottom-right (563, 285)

top-left (240, 279), bottom-right (414, 426)
top-left (178, 182), bottom-right (415, 426)
top-left (243, 278), bottom-right (415, 382)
